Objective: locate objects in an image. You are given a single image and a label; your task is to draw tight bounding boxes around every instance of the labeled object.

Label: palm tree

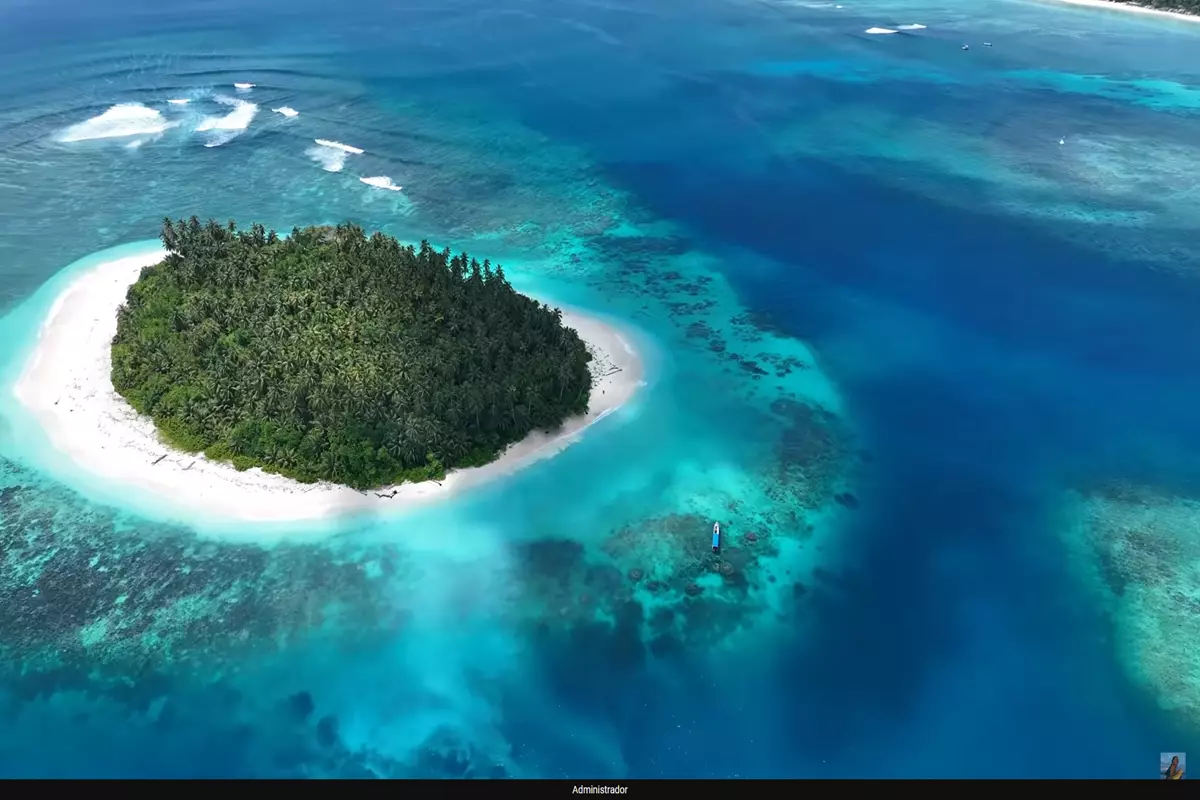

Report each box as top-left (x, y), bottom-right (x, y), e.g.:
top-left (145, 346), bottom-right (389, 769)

top-left (112, 219), bottom-right (593, 487)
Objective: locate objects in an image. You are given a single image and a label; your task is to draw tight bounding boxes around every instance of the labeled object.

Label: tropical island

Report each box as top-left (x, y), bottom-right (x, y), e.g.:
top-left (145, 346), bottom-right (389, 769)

top-left (1051, 0), bottom-right (1200, 20)
top-left (13, 221), bottom-right (642, 522)
top-left (111, 219), bottom-right (593, 490)
top-left (1113, 0), bottom-right (1198, 13)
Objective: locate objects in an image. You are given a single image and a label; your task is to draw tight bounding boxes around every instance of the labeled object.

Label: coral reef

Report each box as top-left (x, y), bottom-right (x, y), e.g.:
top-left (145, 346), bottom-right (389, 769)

top-left (1064, 482), bottom-right (1200, 726)
top-left (0, 217), bottom-right (860, 775)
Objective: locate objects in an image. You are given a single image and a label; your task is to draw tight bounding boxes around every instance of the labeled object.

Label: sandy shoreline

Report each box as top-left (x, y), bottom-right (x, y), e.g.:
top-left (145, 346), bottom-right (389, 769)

top-left (12, 248), bottom-right (644, 523)
top-left (1040, 0), bottom-right (1200, 24)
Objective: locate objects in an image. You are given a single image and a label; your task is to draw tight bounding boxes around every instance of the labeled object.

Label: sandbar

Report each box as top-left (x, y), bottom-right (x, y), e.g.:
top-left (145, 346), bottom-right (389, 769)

top-left (12, 248), bottom-right (644, 522)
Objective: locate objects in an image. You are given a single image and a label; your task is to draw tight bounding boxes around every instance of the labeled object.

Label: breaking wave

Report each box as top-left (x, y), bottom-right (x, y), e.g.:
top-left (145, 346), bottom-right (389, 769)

top-left (56, 103), bottom-right (177, 143)
top-left (314, 138), bottom-right (364, 154)
top-left (865, 27), bottom-right (899, 35)
top-left (273, 106), bottom-right (299, 118)
top-left (195, 96), bottom-right (259, 147)
top-left (360, 175), bottom-right (402, 191)
top-left (307, 138), bottom-right (364, 172)
top-left (897, 23), bottom-right (927, 30)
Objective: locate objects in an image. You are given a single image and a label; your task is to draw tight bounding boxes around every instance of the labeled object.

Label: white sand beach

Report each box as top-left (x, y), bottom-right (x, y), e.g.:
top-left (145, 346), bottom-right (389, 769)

top-left (12, 249), bottom-right (644, 523)
top-left (1042, 0), bottom-right (1200, 24)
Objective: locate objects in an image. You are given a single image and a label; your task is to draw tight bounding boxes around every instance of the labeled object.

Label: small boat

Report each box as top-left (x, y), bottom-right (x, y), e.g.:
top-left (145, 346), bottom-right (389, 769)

top-left (961, 44), bottom-right (970, 51)
top-left (712, 522), bottom-right (721, 553)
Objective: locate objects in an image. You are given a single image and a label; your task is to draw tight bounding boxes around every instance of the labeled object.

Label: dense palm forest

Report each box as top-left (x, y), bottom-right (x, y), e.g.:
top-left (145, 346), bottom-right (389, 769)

top-left (111, 218), bottom-right (593, 489)
top-left (1115, 0), bottom-right (1200, 12)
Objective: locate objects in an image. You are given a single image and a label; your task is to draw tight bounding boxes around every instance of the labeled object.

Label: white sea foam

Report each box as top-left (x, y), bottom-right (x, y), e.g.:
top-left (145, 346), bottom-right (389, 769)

top-left (273, 106), bottom-right (299, 117)
top-left (897, 23), bottom-right (927, 30)
top-left (234, 82), bottom-right (255, 90)
top-left (360, 175), bottom-right (403, 191)
top-left (167, 98), bottom-right (191, 105)
top-left (307, 139), bottom-right (365, 172)
top-left (307, 145), bottom-right (349, 172)
top-left (195, 95), bottom-right (259, 147)
top-left (56, 103), bottom-right (177, 143)
top-left (196, 96), bottom-right (259, 131)
top-left (865, 27), bottom-right (898, 34)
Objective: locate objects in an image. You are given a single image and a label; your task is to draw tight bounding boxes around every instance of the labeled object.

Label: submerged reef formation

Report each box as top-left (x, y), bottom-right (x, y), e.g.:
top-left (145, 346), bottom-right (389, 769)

top-left (1061, 482), bottom-right (1200, 727)
top-left (0, 382), bottom-right (855, 673)
top-left (0, 360), bottom-right (860, 774)
top-left (773, 104), bottom-right (1200, 275)
top-left (1, 180), bottom-right (863, 775)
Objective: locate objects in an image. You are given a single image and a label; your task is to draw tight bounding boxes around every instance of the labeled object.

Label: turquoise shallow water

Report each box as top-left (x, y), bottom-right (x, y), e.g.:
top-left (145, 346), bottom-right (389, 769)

top-left (2, 0), bottom-right (1200, 778)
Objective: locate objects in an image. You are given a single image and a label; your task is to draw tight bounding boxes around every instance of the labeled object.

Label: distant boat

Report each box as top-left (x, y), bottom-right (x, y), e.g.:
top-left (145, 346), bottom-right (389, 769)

top-left (961, 44), bottom-right (970, 51)
top-left (712, 522), bottom-right (721, 553)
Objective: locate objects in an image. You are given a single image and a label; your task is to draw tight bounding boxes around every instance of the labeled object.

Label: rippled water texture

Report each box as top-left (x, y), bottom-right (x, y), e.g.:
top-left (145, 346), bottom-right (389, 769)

top-left (1, 0), bottom-right (1200, 778)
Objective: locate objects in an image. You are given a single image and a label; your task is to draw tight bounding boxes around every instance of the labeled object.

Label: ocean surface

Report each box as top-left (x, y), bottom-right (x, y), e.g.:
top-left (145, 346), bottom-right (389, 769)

top-left (2, 0), bottom-right (1200, 779)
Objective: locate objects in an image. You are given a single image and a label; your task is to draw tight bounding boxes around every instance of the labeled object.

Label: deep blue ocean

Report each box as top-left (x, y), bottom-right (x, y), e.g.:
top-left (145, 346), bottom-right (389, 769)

top-left (2, 0), bottom-right (1200, 779)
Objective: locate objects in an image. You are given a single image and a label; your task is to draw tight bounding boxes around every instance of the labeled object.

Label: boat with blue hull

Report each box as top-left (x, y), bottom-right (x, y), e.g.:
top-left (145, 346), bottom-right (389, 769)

top-left (712, 522), bottom-right (721, 553)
